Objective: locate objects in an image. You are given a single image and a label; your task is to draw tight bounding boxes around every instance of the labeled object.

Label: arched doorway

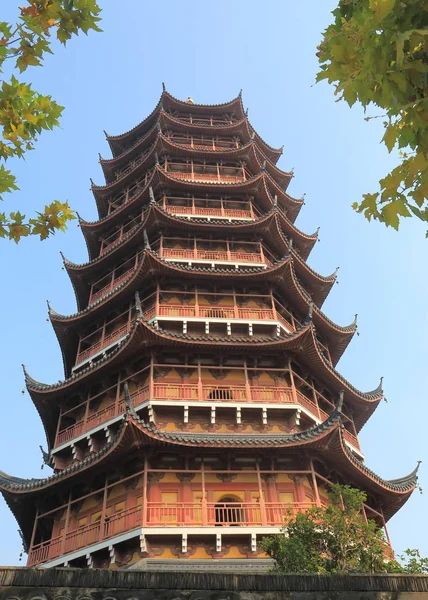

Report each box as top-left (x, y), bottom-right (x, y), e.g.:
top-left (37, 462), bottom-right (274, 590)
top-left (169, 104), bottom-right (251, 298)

top-left (215, 495), bottom-right (243, 525)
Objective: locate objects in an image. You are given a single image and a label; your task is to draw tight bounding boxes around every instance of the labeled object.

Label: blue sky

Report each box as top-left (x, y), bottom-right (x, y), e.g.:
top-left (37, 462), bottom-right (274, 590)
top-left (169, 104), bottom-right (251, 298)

top-left (0, 1), bottom-right (426, 565)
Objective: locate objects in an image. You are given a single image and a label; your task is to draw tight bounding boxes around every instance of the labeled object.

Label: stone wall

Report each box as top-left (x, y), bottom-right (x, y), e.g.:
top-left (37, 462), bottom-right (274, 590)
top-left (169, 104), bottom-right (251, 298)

top-left (1, 567), bottom-right (428, 600)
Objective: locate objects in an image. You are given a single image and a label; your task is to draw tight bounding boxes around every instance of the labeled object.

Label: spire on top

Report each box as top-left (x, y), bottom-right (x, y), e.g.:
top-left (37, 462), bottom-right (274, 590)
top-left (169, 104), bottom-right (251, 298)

top-left (186, 97), bottom-right (195, 104)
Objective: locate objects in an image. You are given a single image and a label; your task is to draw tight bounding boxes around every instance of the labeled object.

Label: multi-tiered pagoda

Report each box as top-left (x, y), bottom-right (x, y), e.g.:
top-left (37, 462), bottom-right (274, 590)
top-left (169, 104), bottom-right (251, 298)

top-left (0, 90), bottom-right (419, 570)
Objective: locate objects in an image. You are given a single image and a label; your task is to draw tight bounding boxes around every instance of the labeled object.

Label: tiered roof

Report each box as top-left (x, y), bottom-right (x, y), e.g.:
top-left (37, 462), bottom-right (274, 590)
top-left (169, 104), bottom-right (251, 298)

top-left (0, 90), bottom-right (418, 557)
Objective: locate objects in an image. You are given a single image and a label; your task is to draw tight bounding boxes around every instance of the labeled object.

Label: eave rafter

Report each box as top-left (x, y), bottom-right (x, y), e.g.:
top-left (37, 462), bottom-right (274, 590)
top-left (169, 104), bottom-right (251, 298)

top-left (51, 250), bottom-right (354, 376)
top-left (64, 205), bottom-right (330, 312)
top-left (0, 403), bottom-right (419, 544)
top-left (92, 133), bottom-right (292, 218)
top-left (101, 112), bottom-right (279, 178)
top-left (30, 315), bottom-right (375, 445)
top-left (106, 90), bottom-right (247, 157)
top-left (80, 171), bottom-right (308, 262)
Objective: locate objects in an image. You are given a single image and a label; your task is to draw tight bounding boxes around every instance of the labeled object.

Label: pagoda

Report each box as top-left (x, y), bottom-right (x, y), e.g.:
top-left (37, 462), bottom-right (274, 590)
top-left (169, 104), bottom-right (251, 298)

top-left (0, 89), bottom-right (419, 570)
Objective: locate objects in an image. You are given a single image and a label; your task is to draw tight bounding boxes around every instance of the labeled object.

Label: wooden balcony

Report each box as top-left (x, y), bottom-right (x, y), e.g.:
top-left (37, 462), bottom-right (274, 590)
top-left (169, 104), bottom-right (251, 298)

top-left (145, 303), bottom-right (280, 322)
top-left (164, 161), bottom-right (252, 185)
top-left (99, 213), bottom-right (143, 256)
top-left (54, 382), bottom-right (331, 449)
top-left (75, 323), bottom-right (131, 366)
top-left (27, 500), bottom-right (314, 566)
top-left (170, 114), bottom-right (235, 126)
top-left (160, 247), bottom-right (269, 265)
top-left (88, 254), bottom-right (142, 305)
top-left (167, 135), bottom-right (241, 151)
top-left (161, 196), bottom-right (256, 220)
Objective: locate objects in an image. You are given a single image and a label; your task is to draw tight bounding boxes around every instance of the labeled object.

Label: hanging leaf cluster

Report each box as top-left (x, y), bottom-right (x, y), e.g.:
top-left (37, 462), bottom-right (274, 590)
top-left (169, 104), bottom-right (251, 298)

top-left (317, 0), bottom-right (428, 234)
top-left (0, 1), bottom-right (102, 242)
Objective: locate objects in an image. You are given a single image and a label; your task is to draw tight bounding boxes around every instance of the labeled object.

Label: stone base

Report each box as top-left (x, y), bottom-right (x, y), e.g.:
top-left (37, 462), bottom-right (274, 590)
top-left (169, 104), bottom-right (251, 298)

top-left (122, 558), bottom-right (274, 571)
top-left (1, 567), bottom-right (428, 600)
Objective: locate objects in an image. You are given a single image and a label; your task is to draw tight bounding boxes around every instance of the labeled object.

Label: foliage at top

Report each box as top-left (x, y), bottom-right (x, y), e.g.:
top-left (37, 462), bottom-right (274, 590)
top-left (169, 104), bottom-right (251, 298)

top-left (261, 483), bottom-right (428, 574)
top-left (0, 1), bottom-right (101, 242)
top-left (317, 0), bottom-right (428, 235)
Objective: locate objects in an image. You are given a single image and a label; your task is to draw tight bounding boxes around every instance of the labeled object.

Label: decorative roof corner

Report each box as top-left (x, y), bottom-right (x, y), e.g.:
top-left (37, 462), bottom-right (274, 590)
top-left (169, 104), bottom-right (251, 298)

top-left (162, 82), bottom-right (166, 92)
top-left (143, 229), bottom-right (151, 250)
top-left (21, 364), bottom-right (45, 389)
top-left (39, 446), bottom-right (52, 469)
top-left (98, 152), bottom-right (103, 163)
top-left (103, 129), bottom-right (108, 138)
top-left (238, 89), bottom-right (243, 98)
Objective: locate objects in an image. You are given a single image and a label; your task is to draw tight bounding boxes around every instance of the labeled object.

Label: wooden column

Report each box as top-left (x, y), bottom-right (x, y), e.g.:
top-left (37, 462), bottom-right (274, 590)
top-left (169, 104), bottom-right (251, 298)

top-left (60, 491), bottom-right (72, 555)
top-left (201, 458), bottom-right (208, 525)
top-left (149, 356), bottom-right (154, 399)
top-left (256, 459), bottom-right (267, 525)
top-left (142, 455), bottom-right (148, 526)
top-left (99, 475), bottom-right (109, 543)
top-left (310, 459), bottom-right (321, 506)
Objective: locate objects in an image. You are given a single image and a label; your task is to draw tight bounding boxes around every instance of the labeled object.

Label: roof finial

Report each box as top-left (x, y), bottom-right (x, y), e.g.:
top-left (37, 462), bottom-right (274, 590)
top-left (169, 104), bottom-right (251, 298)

top-left (143, 229), bottom-right (151, 250)
top-left (333, 266), bottom-right (340, 278)
top-left (124, 381), bottom-right (132, 410)
top-left (103, 129), bottom-right (108, 138)
top-left (186, 97), bottom-right (195, 105)
top-left (162, 82), bottom-right (166, 92)
top-left (245, 108), bottom-right (249, 117)
top-left (135, 291), bottom-right (143, 317)
top-left (39, 445), bottom-right (51, 469)
top-left (98, 152), bottom-right (102, 162)
top-left (353, 313), bottom-right (358, 327)
top-left (307, 301), bottom-right (314, 323)
top-left (238, 89), bottom-right (243, 98)
top-left (149, 186), bottom-right (156, 204)
top-left (337, 390), bottom-right (344, 412)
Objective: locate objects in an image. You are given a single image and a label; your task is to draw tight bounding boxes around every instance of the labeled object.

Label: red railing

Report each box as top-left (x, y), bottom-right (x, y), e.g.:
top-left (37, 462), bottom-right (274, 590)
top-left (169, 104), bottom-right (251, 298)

top-left (27, 501), bottom-right (316, 565)
top-left (343, 428), bottom-right (361, 451)
top-left (89, 267), bottom-right (136, 305)
top-left (168, 171), bottom-right (245, 184)
top-left (164, 204), bottom-right (254, 220)
top-left (55, 382), bottom-right (360, 451)
top-left (76, 324), bottom-right (130, 365)
top-left (167, 136), bottom-right (240, 151)
top-left (172, 115), bottom-right (234, 126)
top-left (160, 248), bottom-right (267, 264)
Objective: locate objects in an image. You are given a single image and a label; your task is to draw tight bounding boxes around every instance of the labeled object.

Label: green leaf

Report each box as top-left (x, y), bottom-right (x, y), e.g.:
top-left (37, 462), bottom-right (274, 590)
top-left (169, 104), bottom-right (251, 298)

top-left (382, 124), bottom-right (398, 152)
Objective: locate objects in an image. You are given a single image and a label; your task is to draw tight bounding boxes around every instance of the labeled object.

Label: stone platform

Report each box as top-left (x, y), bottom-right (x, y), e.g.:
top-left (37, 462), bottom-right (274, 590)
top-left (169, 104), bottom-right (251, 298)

top-left (1, 567), bottom-right (428, 600)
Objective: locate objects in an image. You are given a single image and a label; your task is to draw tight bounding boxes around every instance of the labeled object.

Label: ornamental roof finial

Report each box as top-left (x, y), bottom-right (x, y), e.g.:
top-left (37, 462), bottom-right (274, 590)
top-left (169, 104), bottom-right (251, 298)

top-left (307, 301), bottom-right (314, 323)
top-left (337, 390), bottom-right (344, 413)
top-left (135, 291), bottom-right (143, 317)
top-left (353, 313), bottom-right (358, 326)
top-left (186, 97), bottom-right (195, 105)
top-left (162, 82), bottom-right (166, 92)
top-left (103, 129), bottom-right (108, 138)
top-left (245, 108), bottom-right (249, 117)
top-left (333, 266), bottom-right (340, 278)
top-left (123, 381), bottom-right (132, 410)
top-left (143, 229), bottom-right (151, 250)
top-left (90, 177), bottom-right (95, 188)
top-left (39, 446), bottom-right (51, 468)
top-left (98, 153), bottom-right (102, 162)
top-left (238, 89), bottom-right (243, 98)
